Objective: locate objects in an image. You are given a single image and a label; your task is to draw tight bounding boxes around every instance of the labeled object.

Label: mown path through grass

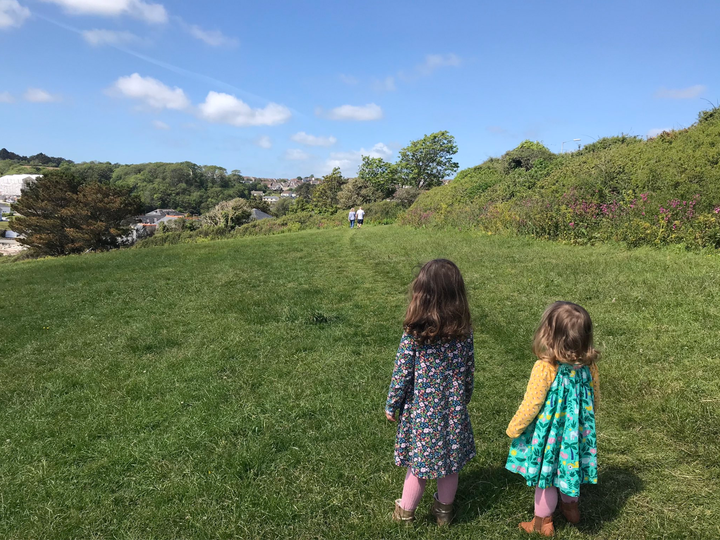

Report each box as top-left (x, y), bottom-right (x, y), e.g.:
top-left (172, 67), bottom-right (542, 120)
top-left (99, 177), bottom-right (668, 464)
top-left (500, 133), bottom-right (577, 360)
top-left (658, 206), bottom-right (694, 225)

top-left (1, 226), bottom-right (719, 539)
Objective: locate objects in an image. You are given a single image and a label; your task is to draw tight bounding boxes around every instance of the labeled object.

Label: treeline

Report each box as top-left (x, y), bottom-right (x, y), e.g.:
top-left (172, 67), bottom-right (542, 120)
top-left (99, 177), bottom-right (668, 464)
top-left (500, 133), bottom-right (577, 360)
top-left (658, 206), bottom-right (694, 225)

top-left (403, 107), bottom-right (720, 249)
top-left (0, 151), bottom-right (267, 214)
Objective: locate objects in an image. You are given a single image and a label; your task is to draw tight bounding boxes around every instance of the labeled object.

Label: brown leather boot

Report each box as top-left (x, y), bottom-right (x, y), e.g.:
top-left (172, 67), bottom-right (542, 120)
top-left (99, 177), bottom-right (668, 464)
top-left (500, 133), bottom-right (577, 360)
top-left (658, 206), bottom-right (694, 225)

top-left (559, 499), bottom-right (580, 524)
top-left (392, 500), bottom-right (415, 524)
top-left (430, 493), bottom-right (453, 526)
top-left (519, 515), bottom-right (555, 536)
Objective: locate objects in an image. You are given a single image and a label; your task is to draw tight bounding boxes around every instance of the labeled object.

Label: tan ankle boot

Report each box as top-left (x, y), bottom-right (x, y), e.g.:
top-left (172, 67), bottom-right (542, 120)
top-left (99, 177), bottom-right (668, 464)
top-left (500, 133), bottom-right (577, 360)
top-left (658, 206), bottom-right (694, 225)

top-left (519, 515), bottom-right (555, 536)
top-left (392, 500), bottom-right (415, 524)
top-left (430, 493), bottom-right (453, 526)
top-left (559, 499), bottom-right (580, 524)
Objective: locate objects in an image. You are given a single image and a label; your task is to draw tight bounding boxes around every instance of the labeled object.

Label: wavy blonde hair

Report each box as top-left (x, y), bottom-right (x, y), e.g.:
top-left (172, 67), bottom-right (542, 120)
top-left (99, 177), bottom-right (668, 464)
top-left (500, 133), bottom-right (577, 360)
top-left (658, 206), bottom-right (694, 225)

top-left (533, 301), bottom-right (598, 366)
top-left (404, 259), bottom-right (472, 344)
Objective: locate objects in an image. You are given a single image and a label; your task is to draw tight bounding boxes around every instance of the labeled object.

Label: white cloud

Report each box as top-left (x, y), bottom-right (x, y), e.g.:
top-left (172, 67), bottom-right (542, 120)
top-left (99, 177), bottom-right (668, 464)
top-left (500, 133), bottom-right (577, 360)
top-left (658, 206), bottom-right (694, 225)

top-left (198, 91), bottom-right (291, 126)
top-left (0, 91), bottom-right (14, 103)
top-left (647, 127), bottom-right (672, 138)
top-left (372, 76), bottom-right (396, 92)
top-left (655, 85), bottom-right (706, 99)
top-left (23, 88), bottom-right (61, 102)
top-left (285, 148), bottom-right (309, 161)
top-left (339, 74), bottom-right (358, 85)
top-left (82, 29), bottom-right (141, 46)
top-left (109, 73), bottom-right (190, 110)
top-left (152, 120), bottom-right (170, 130)
top-left (187, 24), bottom-right (237, 47)
top-left (291, 131), bottom-right (337, 147)
top-left (319, 103), bottom-right (383, 122)
top-left (40, 0), bottom-right (167, 24)
top-left (324, 142), bottom-right (392, 174)
top-left (256, 135), bottom-right (272, 149)
top-left (417, 53), bottom-right (461, 76)
top-left (0, 0), bottom-right (30, 29)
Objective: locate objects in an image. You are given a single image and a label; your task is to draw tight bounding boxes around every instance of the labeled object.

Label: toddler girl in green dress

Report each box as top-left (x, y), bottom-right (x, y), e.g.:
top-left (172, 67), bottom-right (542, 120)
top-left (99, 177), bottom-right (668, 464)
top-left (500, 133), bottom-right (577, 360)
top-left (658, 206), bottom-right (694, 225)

top-left (506, 302), bottom-right (600, 537)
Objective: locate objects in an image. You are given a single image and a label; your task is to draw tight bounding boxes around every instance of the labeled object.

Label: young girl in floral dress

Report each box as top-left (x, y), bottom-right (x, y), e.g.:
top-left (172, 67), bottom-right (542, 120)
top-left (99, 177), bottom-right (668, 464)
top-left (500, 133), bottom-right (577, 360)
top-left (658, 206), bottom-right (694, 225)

top-left (385, 259), bottom-right (475, 526)
top-left (506, 301), bottom-right (600, 537)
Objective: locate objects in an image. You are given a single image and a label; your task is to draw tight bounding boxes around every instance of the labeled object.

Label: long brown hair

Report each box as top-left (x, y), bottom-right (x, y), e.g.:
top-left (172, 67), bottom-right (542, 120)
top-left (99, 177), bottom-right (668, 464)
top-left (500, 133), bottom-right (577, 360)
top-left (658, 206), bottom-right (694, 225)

top-left (533, 301), bottom-right (598, 366)
top-left (404, 259), bottom-right (472, 343)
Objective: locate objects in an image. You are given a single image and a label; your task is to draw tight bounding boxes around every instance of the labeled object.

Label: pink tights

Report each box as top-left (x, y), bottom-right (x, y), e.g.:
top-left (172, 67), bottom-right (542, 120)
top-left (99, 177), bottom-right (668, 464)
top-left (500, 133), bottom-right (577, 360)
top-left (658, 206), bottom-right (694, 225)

top-left (399, 468), bottom-right (458, 511)
top-left (534, 487), bottom-right (579, 518)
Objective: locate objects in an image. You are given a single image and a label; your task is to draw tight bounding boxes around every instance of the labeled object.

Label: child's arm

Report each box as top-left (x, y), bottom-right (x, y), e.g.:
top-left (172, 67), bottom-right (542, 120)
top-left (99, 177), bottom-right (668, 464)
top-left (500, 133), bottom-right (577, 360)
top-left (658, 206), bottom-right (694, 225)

top-left (506, 361), bottom-right (557, 438)
top-left (589, 362), bottom-right (600, 412)
top-left (464, 334), bottom-right (475, 404)
top-left (385, 333), bottom-right (415, 419)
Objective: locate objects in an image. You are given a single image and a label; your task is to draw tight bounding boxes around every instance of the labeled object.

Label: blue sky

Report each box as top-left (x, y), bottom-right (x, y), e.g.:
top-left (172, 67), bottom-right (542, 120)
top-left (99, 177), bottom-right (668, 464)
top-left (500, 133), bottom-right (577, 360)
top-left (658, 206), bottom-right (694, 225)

top-left (1, 0), bottom-right (718, 178)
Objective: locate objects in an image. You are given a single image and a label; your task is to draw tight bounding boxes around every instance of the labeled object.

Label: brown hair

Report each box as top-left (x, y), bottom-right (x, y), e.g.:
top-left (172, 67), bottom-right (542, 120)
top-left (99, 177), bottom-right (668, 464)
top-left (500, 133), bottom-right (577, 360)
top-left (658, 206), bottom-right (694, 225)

top-left (404, 259), bottom-right (472, 343)
top-left (533, 301), bottom-right (598, 366)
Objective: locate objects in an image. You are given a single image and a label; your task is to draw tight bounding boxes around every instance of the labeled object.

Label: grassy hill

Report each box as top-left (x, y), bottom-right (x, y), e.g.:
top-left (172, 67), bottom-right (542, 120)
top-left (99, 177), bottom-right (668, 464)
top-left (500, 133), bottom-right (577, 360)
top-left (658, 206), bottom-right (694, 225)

top-left (404, 108), bottom-right (720, 249)
top-left (1, 226), bottom-right (719, 539)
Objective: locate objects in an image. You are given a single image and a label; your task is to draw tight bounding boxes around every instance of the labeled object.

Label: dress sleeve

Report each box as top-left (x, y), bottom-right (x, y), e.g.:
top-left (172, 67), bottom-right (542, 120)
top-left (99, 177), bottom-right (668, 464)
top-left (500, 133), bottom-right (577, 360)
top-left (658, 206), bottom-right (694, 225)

top-left (385, 332), bottom-right (415, 415)
top-left (506, 361), bottom-right (557, 438)
top-left (464, 334), bottom-right (475, 404)
top-left (589, 362), bottom-right (600, 412)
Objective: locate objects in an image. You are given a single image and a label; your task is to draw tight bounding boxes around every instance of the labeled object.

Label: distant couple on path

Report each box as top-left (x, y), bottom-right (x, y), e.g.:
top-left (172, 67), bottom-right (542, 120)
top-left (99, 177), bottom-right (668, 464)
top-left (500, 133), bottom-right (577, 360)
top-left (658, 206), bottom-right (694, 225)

top-left (349, 207), bottom-right (365, 229)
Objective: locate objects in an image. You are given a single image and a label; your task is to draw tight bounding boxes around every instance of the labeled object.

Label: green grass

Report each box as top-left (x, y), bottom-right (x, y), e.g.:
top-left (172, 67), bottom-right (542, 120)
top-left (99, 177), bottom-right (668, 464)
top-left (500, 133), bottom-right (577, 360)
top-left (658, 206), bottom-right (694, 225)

top-left (1, 225), bottom-right (719, 539)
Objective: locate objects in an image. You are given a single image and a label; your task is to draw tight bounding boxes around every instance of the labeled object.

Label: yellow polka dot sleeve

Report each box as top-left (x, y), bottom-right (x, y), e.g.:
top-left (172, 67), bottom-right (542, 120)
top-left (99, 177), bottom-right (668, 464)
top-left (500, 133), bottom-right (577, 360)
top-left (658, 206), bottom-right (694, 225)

top-left (589, 361), bottom-right (600, 412)
top-left (506, 361), bottom-right (558, 438)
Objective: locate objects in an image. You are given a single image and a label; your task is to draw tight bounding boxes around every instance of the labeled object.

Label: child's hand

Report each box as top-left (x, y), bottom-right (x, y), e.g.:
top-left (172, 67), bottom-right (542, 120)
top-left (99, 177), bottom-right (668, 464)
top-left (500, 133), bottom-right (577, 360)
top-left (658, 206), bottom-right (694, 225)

top-left (385, 410), bottom-right (396, 422)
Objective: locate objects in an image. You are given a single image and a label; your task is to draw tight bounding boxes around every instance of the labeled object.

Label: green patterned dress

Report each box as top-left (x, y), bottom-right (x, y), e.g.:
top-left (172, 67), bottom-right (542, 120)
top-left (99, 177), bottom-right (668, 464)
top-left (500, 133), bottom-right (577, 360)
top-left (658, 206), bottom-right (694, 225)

top-left (505, 364), bottom-right (598, 497)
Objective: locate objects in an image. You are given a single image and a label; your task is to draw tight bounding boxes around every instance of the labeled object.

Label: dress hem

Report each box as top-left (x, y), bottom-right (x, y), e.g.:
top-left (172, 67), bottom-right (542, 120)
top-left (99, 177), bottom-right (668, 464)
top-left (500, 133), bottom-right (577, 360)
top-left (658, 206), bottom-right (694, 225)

top-left (395, 451), bottom-right (476, 479)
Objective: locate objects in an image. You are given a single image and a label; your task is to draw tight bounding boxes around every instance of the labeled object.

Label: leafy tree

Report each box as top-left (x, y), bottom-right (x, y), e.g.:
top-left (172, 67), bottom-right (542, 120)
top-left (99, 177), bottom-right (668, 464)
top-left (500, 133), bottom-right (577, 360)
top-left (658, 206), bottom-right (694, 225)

top-left (202, 198), bottom-right (252, 229)
top-left (312, 167), bottom-right (346, 211)
top-left (393, 186), bottom-right (422, 206)
top-left (357, 156), bottom-right (396, 198)
top-left (337, 176), bottom-right (382, 208)
top-left (295, 182), bottom-right (315, 201)
top-left (12, 169), bottom-right (142, 256)
top-left (396, 131), bottom-right (459, 189)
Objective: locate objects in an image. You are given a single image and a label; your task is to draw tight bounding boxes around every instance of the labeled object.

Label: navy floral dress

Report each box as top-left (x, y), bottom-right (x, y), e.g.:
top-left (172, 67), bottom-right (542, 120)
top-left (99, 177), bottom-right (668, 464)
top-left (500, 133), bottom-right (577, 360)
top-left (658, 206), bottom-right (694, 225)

top-left (385, 332), bottom-right (476, 479)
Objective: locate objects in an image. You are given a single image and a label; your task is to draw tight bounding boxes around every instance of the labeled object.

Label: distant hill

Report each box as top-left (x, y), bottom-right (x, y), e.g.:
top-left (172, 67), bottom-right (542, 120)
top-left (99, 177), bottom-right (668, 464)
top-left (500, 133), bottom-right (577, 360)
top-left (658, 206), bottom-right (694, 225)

top-left (0, 148), bottom-right (73, 167)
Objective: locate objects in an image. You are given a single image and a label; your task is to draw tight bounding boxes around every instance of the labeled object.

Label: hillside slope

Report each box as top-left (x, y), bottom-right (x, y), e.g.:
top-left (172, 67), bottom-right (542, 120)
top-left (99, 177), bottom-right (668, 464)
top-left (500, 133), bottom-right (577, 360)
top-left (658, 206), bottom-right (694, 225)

top-left (1, 227), bottom-right (719, 538)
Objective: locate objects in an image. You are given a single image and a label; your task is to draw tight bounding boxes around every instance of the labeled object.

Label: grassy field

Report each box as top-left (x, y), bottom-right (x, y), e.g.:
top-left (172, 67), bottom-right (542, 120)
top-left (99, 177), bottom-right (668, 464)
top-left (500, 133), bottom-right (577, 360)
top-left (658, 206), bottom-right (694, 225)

top-left (1, 225), bottom-right (718, 539)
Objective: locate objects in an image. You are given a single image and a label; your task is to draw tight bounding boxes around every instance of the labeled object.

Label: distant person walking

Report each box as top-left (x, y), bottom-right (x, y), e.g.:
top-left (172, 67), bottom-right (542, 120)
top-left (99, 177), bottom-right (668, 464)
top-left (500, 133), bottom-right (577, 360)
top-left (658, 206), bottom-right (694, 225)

top-left (386, 259), bottom-right (475, 526)
top-left (356, 206), bottom-right (365, 228)
top-left (348, 208), bottom-right (356, 228)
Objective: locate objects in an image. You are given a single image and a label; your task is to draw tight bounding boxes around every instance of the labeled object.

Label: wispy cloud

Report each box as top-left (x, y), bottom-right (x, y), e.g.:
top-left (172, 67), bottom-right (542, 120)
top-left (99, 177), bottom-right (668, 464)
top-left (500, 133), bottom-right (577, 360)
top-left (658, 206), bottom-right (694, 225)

top-left (291, 131), bottom-right (337, 147)
top-left (256, 135), bottom-right (272, 149)
top-left (655, 85), bottom-right (706, 99)
top-left (185, 23), bottom-right (238, 47)
top-left (198, 92), bottom-right (291, 126)
top-left (108, 73), bottom-right (190, 109)
top-left (285, 148), bottom-right (310, 161)
top-left (82, 29), bottom-right (142, 46)
top-left (0, 0), bottom-right (30, 29)
top-left (39, 0), bottom-right (167, 24)
top-left (339, 74), bottom-right (358, 85)
top-left (0, 91), bottom-right (14, 103)
top-left (23, 87), bottom-right (61, 102)
top-left (372, 76), bottom-right (396, 92)
top-left (152, 119), bottom-right (170, 130)
top-left (317, 103), bottom-right (383, 122)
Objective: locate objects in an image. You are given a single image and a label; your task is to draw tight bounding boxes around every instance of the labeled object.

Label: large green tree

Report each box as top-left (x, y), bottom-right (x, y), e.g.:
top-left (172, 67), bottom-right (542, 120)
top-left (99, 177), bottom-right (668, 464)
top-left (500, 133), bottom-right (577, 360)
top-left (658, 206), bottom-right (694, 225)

top-left (202, 198), bottom-right (252, 229)
top-left (357, 156), bottom-right (397, 198)
top-left (12, 170), bottom-right (142, 256)
top-left (312, 168), bottom-right (346, 211)
top-left (396, 131), bottom-right (459, 189)
top-left (337, 176), bottom-right (382, 208)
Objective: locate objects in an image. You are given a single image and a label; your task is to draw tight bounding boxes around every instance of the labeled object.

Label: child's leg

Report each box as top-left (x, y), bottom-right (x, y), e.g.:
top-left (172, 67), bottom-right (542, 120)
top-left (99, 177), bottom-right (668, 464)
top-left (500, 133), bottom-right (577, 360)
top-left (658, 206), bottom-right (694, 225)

top-left (560, 492), bottom-right (579, 504)
top-left (436, 472), bottom-right (459, 505)
top-left (534, 487), bottom-right (558, 518)
top-left (400, 468), bottom-right (426, 511)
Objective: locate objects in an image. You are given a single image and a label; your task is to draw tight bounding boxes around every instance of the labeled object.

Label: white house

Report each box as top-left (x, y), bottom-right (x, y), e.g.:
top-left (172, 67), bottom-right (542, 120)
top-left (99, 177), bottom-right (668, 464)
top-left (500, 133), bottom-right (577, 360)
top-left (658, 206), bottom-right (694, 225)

top-left (0, 174), bottom-right (42, 199)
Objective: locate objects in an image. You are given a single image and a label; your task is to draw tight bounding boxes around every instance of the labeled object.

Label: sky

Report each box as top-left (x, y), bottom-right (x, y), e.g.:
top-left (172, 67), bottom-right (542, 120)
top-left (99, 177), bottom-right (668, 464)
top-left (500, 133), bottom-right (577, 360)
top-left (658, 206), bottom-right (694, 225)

top-left (1, 0), bottom-right (719, 178)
